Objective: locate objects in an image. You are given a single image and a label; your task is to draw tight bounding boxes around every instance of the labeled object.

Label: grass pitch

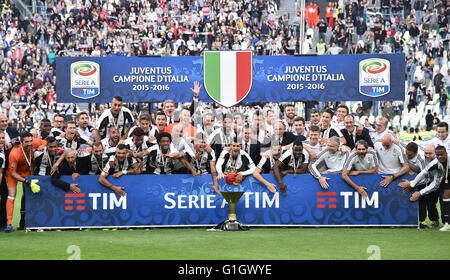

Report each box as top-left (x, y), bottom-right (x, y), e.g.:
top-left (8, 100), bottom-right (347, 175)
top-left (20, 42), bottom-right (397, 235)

top-left (1, 227), bottom-right (450, 260)
top-left (2, 186), bottom-right (450, 260)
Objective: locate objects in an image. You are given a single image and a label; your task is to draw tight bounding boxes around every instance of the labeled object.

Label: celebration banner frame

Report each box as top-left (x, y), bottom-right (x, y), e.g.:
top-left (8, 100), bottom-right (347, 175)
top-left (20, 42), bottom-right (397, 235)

top-left (25, 174), bottom-right (418, 229)
top-left (56, 53), bottom-right (405, 104)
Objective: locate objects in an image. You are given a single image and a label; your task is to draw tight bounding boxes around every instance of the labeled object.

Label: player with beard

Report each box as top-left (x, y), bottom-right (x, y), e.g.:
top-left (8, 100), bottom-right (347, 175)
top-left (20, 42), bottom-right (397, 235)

top-left (76, 111), bottom-right (97, 144)
top-left (273, 139), bottom-right (309, 194)
top-left (95, 96), bottom-right (135, 140)
top-left (216, 136), bottom-right (256, 186)
top-left (283, 104), bottom-right (297, 133)
top-left (253, 143), bottom-right (282, 193)
top-left (98, 144), bottom-right (140, 197)
top-left (86, 142), bottom-right (110, 175)
top-left (186, 132), bottom-right (219, 194)
top-left (101, 124), bottom-right (121, 154)
top-left (208, 114), bottom-right (235, 159)
top-left (341, 140), bottom-right (379, 197)
top-left (306, 108), bottom-right (321, 132)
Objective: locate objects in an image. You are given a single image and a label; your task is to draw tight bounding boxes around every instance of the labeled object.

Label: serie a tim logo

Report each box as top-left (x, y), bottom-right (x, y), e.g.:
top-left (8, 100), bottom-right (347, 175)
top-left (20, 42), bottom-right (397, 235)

top-left (359, 58), bottom-right (390, 98)
top-left (70, 61), bottom-right (100, 99)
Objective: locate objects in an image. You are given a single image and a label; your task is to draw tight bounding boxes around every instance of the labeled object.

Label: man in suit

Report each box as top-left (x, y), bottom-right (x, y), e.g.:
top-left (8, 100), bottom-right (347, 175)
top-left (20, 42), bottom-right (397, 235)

top-left (271, 121), bottom-right (297, 152)
top-left (0, 131), bottom-right (10, 230)
top-left (241, 124), bottom-right (261, 165)
top-left (0, 113), bottom-right (19, 148)
top-left (341, 114), bottom-right (374, 150)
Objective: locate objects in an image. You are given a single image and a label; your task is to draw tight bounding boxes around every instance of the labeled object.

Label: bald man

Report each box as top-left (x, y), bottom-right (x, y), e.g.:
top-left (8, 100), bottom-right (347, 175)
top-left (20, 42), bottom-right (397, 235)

top-left (399, 145), bottom-right (450, 231)
top-left (375, 133), bottom-right (409, 187)
top-left (400, 142), bottom-right (440, 228)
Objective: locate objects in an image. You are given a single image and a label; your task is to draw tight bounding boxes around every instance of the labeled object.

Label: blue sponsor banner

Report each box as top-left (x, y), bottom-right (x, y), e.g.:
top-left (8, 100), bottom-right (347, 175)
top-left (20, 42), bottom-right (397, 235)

top-left (25, 174), bottom-right (417, 228)
top-left (55, 54), bottom-right (405, 104)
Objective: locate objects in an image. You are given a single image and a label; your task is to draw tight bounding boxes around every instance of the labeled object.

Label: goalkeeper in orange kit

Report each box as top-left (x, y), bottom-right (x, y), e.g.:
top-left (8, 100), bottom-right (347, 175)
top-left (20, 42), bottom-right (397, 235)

top-left (4, 132), bottom-right (45, 233)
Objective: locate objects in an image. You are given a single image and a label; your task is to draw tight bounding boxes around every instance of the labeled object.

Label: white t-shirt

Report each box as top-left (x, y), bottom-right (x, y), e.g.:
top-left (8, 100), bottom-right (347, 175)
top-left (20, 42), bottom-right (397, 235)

top-left (310, 148), bottom-right (349, 178)
top-left (343, 150), bottom-right (378, 171)
top-left (374, 141), bottom-right (406, 174)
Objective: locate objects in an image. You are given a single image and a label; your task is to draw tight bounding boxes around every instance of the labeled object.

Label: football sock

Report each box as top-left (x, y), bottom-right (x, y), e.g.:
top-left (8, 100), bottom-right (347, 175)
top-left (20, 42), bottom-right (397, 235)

top-left (442, 198), bottom-right (450, 224)
top-left (6, 196), bottom-right (15, 225)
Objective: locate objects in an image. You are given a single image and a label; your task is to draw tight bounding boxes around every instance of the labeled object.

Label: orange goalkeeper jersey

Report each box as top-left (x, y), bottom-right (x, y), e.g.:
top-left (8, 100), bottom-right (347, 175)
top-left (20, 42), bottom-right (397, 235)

top-left (6, 138), bottom-right (46, 188)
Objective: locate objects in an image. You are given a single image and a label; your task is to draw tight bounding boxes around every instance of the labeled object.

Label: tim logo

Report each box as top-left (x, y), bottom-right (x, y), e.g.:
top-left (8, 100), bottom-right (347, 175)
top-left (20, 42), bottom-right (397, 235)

top-left (359, 58), bottom-right (390, 97)
top-left (317, 192), bottom-right (337, 209)
top-left (317, 192), bottom-right (379, 209)
top-left (70, 61), bottom-right (100, 99)
top-left (65, 193), bottom-right (85, 211)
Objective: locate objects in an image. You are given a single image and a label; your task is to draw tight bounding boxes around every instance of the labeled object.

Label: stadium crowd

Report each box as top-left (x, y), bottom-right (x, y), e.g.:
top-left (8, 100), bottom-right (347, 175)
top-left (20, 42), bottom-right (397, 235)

top-left (0, 0), bottom-right (448, 233)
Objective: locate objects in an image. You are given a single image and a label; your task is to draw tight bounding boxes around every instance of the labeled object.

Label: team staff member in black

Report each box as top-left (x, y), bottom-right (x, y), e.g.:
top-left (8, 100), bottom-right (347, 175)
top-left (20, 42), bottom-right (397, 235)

top-left (340, 114), bottom-right (374, 150)
top-left (0, 131), bottom-right (7, 230)
top-left (50, 149), bottom-right (87, 193)
top-left (241, 124), bottom-right (262, 165)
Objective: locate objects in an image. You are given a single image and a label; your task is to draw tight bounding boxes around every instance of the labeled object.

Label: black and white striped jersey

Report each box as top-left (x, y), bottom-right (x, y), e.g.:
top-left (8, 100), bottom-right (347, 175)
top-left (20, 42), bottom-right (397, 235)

top-left (33, 149), bottom-right (61, 176)
top-left (96, 107), bottom-right (135, 139)
top-left (216, 149), bottom-right (256, 176)
top-left (146, 144), bottom-right (179, 175)
top-left (185, 150), bottom-right (216, 174)
top-left (102, 155), bottom-right (137, 175)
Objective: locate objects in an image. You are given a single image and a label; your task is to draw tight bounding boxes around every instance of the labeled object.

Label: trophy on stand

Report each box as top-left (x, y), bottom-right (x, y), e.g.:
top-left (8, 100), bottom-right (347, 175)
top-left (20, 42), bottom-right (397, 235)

top-left (209, 191), bottom-right (248, 231)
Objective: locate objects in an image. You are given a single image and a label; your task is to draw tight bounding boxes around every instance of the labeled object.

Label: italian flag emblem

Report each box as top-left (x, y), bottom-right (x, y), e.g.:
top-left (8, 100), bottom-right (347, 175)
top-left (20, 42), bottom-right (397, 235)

top-left (203, 51), bottom-right (253, 107)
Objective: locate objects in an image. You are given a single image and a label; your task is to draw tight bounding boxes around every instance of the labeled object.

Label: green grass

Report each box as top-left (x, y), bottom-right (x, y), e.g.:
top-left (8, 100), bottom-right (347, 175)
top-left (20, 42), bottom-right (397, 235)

top-left (1, 227), bottom-right (450, 260)
top-left (2, 184), bottom-right (449, 260)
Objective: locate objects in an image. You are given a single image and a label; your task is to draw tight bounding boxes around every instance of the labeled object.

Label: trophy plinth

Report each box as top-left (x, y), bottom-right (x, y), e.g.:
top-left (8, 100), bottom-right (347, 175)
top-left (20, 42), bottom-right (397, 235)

top-left (209, 191), bottom-right (248, 231)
